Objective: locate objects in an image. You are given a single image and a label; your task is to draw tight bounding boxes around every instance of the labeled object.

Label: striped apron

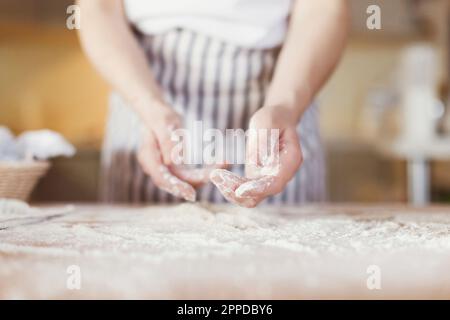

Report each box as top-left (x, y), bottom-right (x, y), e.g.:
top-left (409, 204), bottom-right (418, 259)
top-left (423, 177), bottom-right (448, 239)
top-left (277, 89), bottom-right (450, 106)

top-left (100, 28), bottom-right (326, 205)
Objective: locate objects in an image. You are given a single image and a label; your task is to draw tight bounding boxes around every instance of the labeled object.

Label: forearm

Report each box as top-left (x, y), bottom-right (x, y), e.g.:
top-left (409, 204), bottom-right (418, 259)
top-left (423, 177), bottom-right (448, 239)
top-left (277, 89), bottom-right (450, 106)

top-left (264, 0), bottom-right (349, 124)
top-left (76, 0), bottom-right (164, 124)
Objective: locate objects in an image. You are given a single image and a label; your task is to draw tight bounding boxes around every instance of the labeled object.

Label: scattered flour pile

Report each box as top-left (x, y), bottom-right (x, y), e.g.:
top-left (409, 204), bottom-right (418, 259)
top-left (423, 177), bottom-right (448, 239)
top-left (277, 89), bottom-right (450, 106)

top-left (0, 203), bottom-right (449, 299)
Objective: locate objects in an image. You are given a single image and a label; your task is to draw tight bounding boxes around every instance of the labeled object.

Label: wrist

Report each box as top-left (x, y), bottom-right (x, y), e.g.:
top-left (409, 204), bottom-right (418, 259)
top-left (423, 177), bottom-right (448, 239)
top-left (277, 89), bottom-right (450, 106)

top-left (260, 104), bottom-right (300, 128)
top-left (263, 87), bottom-right (312, 124)
top-left (251, 105), bottom-right (296, 130)
top-left (131, 94), bottom-right (170, 124)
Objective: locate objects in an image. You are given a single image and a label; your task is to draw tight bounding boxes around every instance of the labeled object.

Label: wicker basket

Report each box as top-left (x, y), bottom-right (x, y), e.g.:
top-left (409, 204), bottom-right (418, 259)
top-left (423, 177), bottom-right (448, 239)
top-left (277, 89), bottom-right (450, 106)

top-left (0, 161), bottom-right (50, 201)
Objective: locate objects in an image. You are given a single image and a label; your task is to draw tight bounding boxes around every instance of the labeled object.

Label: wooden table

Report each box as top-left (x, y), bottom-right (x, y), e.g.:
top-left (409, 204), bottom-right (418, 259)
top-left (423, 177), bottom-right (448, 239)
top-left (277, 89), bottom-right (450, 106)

top-left (0, 203), bottom-right (449, 299)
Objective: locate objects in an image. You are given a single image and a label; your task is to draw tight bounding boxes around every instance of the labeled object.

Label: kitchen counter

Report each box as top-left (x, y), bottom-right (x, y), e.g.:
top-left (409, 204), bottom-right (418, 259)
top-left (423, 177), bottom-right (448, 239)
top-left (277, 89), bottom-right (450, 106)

top-left (0, 203), bottom-right (449, 299)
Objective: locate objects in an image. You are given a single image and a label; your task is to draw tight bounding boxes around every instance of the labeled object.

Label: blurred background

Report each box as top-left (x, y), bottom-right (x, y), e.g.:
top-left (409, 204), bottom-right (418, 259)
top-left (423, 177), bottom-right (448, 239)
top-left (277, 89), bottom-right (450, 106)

top-left (0, 0), bottom-right (449, 204)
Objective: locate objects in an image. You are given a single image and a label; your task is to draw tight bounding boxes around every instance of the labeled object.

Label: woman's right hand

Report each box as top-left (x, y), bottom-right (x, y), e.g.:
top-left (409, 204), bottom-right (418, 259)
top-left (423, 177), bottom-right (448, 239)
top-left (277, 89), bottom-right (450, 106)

top-left (137, 99), bottom-right (228, 201)
top-left (136, 101), bottom-right (197, 201)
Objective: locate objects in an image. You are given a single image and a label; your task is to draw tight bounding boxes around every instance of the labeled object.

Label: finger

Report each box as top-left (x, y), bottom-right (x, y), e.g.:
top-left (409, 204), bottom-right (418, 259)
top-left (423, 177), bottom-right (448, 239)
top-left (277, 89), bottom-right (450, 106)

top-left (153, 128), bottom-right (178, 166)
top-left (138, 133), bottom-right (196, 201)
top-left (236, 129), bottom-right (302, 200)
top-left (210, 169), bottom-right (247, 186)
top-left (153, 114), bottom-right (182, 166)
top-left (171, 167), bottom-right (210, 187)
top-left (171, 163), bottom-right (229, 187)
top-left (234, 175), bottom-right (276, 199)
top-left (158, 165), bottom-right (196, 202)
top-left (209, 169), bottom-right (256, 207)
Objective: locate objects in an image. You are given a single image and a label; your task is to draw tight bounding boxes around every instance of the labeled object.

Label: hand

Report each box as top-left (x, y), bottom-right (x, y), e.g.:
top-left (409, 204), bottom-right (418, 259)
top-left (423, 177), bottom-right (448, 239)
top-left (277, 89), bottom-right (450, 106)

top-left (170, 165), bottom-right (228, 188)
top-left (135, 100), bottom-right (193, 201)
top-left (137, 100), bottom-right (226, 201)
top-left (210, 107), bottom-right (303, 207)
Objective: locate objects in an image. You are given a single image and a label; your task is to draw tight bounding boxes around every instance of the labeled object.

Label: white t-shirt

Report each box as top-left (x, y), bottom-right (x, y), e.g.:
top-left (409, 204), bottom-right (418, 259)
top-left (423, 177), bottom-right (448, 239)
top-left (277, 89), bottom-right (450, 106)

top-left (124, 0), bottom-right (293, 49)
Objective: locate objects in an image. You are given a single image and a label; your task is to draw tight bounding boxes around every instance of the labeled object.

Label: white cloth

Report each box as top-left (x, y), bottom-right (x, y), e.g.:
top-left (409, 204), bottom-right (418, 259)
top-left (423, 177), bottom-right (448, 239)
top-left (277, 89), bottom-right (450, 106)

top-left (124, 0), bottom-right (293, 48)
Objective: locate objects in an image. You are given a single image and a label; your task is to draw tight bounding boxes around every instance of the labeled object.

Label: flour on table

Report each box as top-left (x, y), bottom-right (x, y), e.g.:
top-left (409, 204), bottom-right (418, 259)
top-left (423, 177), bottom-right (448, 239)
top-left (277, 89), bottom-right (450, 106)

top-left (1, 203), bottom-right (450, 299)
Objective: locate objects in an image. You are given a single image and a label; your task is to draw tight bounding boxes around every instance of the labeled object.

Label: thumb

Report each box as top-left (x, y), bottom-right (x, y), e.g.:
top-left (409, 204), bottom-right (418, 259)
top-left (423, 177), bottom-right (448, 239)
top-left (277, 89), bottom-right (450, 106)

top-left (152, 116), bottom-right (182, 166)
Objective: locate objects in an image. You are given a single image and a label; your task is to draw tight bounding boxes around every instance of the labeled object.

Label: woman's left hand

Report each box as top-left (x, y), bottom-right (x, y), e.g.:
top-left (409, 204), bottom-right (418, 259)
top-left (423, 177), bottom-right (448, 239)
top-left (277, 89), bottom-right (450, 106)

top-left (210, 107), bottom-right (303, 207)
